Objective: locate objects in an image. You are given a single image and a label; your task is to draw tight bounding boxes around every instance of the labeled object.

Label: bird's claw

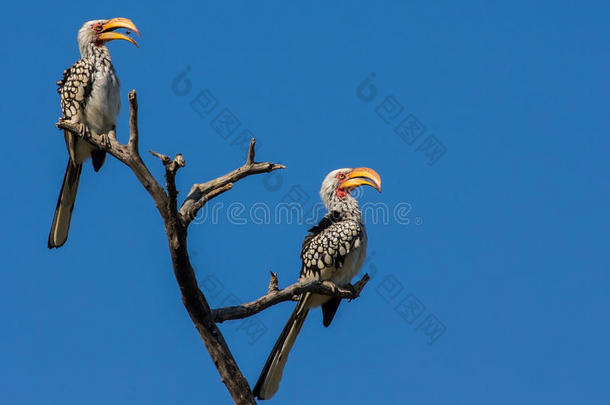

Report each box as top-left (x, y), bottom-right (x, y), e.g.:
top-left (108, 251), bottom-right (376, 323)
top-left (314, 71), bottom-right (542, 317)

top-left (76, 123), bottom-right (87, 138)
top-left (321, 280), bottom-right (338, 294)
top-left (58, 119), bottom-right (89, 141)
top-left (341, 283), bottom-right (361, 302)
top-left (99, 132), bottom-right (110, 149)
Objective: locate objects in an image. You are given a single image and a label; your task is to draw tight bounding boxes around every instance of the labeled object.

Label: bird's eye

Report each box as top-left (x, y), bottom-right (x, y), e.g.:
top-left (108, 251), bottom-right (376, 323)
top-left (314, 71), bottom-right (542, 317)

top-left (338, 173), bottom-right (346, 180)
top-left (94, 24), bottom-right (102, 32)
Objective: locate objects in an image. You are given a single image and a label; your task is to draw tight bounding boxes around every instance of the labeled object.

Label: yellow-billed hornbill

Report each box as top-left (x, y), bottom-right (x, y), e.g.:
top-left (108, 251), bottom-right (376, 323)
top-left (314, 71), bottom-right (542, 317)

top-left (48, 18), bottom-right (140, 248)
top-left (253, 167), bottom-right (382, 400)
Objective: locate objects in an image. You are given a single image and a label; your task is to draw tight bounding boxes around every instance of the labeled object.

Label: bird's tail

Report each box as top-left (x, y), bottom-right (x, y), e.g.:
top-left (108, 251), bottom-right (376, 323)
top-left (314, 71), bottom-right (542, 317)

top-left (48, 159), bottom-right (82, 248)
top-left (253, 293), bottom-right (311, 400)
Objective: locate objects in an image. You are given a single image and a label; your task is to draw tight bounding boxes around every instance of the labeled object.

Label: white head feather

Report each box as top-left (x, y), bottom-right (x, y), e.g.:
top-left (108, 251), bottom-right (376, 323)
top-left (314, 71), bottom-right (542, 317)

top-left (77, 20), bottom-right (106, 57)
top-left (319, 168), bottom-right (360, 214)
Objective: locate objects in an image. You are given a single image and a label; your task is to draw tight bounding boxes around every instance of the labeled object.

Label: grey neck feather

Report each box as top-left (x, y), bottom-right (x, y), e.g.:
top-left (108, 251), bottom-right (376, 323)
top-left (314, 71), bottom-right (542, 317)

top-left (80, 43), bottom-right (113, 67)
top-left (320, 183), bottom-right (362, 221)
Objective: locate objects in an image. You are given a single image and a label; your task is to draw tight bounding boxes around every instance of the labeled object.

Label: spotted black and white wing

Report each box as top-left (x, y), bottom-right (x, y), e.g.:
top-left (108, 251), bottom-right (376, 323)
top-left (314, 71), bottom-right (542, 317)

top-left (48, 59), bottom-right (95, 249)
top-left (57, 59), bottom-right (95, 163)
top-left (300, 211), bottom-right (364, 280)
top-left (58, 59), bottom-right (95, 122)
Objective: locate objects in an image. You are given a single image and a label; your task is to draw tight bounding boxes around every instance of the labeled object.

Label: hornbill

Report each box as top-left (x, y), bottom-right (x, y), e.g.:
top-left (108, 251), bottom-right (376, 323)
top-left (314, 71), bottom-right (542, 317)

top-left (253, 167), bottom-right (382, 400)
top-left (48, 18), bottom-right (140, 248)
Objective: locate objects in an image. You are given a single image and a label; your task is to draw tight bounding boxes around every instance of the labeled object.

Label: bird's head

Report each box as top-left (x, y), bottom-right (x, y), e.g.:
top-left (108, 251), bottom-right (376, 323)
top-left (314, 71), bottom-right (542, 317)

top-left (320, 167), bottom-right (382, 212)
top-left (78, 18), bottom-right (140, 56)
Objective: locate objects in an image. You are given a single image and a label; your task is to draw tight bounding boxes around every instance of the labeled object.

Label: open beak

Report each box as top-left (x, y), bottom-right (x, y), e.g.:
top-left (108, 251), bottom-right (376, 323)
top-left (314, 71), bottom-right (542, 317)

top-left (341, 167), bottom-right (382, 192)
top-left (98, 18), bottom-right (141, 47)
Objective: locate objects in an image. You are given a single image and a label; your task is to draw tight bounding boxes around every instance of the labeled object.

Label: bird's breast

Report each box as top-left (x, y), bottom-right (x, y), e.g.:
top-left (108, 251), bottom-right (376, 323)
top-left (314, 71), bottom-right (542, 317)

top-left (304, 229), bottom-right (368, 309)
top-left (83, 67), bottom-right (121, 134)
top-left (331, 229), bottom-right (368, 286)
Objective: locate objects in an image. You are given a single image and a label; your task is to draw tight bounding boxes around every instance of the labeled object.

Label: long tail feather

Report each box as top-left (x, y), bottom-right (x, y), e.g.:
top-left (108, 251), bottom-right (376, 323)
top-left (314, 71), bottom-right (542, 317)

top-left (253, 294), bottom-right (311, 400)
top-left (48, 159), bottom-right (82, 248)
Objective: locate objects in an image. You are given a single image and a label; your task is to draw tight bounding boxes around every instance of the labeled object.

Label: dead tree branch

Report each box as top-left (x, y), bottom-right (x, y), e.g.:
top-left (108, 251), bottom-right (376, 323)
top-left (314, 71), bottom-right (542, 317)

top-left (57, 89), bottom-right (369, 404)
top-left (212, 274), bottom-right (370, 323)
top-left (57, 90), bottom-right (286, 405)
top-left (179, 138), bottom-right (285, 226)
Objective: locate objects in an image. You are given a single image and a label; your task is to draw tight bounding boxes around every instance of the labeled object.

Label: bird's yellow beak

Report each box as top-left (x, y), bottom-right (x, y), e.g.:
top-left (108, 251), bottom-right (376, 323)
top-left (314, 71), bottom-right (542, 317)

top-left (341, 167), bottom-right (382, 192)
top-left (98, 18), bottom-right (141, 47)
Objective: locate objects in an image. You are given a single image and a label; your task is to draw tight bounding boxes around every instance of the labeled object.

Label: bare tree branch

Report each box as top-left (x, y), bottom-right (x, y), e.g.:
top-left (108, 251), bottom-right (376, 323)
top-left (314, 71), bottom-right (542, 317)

top-left (57, 89), bottom-right (369, 404)
top-left (246, 137), bottom-right (256, 165)
top-left (57, 89), bottom-right (287, 405)
top-left (187, 182), bottom-right (234, 221)
top-left (212, 274), bottom-right (371, 323)
top-left (180, 138), bottom-right (286, 225)
top-left (58, 91), bottom-right (169, 209)
top-left (267, 272), bottom-right (279, 294)
top-left (127, 91), bottom-right (139, 154)
top-left (150, 150), bottom-right (186, 216)
top-left (149, 149), bottom-right (172, 164)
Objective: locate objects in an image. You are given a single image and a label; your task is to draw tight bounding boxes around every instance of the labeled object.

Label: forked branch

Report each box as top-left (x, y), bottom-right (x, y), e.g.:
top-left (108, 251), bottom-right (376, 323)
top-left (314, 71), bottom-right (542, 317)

top-left (179, 138), bottom-right (285, 225)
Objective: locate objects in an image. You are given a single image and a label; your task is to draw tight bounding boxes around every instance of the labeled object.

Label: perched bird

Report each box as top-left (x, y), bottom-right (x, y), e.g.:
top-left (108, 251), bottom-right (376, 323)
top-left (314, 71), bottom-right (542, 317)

top-left (253, 167), bottom-right (382, 400)
top-left (48, 18), bottom-right (140, 248)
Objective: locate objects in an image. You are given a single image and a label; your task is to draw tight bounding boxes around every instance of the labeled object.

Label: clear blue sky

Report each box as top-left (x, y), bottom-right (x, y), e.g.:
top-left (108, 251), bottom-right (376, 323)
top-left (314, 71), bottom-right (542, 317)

top-left (1, 1), bottom-right (609, 404)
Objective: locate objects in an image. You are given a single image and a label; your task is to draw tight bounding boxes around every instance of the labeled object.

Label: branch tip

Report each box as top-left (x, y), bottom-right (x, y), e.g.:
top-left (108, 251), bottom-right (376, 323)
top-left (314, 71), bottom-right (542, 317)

top-left (246, 138), bottom-right (256, 165)
top-left (268, 271), bottom-right (279, 293)
top-left (175, 153), bottom-right (186, 167)
top-left (128, 89), bottom-right (137, 102)
top-left (150, 150), bottom-right (171, 164)
top-left (127, 90), bottom-right (139, 154)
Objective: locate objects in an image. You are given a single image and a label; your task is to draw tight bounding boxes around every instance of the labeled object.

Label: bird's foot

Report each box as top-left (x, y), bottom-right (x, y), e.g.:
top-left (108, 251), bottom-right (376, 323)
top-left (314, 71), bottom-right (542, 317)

top-left (344, 283), bottom-right (358, 301)
top-left (76, 122), bottom-right (87, 137)
top-left (321, 280), bottom-right (339, 294)
top-left (73, 122), bottom-right (92, 141)
top-left (57, 118), bottom-right (84, 136)
top-left (99, 132), bottom-right (110, 150)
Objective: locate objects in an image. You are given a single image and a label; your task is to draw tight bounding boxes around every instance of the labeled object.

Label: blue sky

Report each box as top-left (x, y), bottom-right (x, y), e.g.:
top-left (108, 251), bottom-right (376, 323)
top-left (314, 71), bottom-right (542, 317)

top-left (1, 1), bottom-right (609, 404)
